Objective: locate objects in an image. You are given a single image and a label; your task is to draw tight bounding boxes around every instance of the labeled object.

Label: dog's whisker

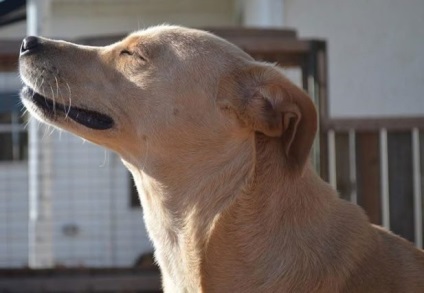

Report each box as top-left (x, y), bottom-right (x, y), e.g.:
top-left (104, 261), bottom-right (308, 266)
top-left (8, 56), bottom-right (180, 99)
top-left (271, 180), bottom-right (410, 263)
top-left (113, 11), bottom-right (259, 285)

top-left (36, 69), bottom-right (45, 92)
top-left (49, 84), bottom-right (56, 116)
top-left (48, 125), bottom-right (55, 136)
top-left (99, 150), bottom-right (109, 168)
top-left (41, 124), bottom-right (49, 139)
top-left (65, 81), bottom-right (73, 117)
top-left (35, 118), bottom-right (41, 131)
top-left (22, 110), bottom-right (31, 129)
top-left (33, 73), bottom-right (41, 91)
top-left (54, 75), bottom-right (63, 113)
top-left (56, 77), bottom-right (69, 118)
top-left (54, 75), bottom-right (59, 97)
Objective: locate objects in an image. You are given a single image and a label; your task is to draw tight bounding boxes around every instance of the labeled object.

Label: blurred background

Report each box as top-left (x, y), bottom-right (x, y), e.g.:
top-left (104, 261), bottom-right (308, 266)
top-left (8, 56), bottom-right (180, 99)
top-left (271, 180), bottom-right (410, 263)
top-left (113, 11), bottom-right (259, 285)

top-left (0, 0), bottom-right (423, 291)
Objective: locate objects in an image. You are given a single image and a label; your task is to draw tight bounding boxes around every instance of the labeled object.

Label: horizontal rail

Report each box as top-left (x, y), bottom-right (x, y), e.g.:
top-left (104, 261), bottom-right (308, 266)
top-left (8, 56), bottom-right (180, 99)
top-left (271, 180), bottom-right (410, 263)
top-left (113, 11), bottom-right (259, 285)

top-left (0, 269), bottom-right (161, 292)
top-left (0, 40), bottom-right (21, 55)
top-left (0, 124), bottom-right (27, 133)
top-left (322, 117), bottom-right (424, 132)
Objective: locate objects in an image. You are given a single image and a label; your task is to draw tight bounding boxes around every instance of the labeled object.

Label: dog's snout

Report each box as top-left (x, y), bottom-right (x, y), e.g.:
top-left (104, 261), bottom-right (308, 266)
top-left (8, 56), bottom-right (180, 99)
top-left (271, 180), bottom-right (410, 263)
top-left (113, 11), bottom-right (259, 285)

top-left (21, 36), bottom-right (40, 54)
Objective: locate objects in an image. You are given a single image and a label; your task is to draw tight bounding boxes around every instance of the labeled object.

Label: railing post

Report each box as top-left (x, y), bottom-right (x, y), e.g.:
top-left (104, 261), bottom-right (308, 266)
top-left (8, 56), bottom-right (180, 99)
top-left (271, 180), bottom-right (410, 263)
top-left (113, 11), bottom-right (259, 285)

top-left (380, 128), bottom-right (390, 230)
top-left (412, 128), bottom-right (422, 248)
top-left (348, 130), bottom-right (357, 204)
top-left (327, 130), bottom-right (337, 189)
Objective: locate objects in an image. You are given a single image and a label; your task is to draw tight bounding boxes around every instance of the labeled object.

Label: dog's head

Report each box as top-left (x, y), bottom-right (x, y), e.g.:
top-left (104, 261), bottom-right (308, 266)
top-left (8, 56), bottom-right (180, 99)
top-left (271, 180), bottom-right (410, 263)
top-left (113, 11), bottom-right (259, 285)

top-left (19, 25), bottom-right (317, 174)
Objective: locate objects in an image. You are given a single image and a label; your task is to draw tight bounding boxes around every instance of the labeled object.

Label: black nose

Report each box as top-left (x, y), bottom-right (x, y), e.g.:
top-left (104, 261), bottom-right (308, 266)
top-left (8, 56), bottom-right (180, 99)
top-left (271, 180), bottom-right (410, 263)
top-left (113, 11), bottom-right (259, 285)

top-left (21, 36), bottom-right (39, 54)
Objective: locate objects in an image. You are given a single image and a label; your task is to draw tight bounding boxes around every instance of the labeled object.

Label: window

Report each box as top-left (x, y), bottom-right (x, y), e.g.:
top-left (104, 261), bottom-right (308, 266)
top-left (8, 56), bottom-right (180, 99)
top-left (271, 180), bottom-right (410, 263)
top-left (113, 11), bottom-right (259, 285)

top-left (0, 93), bottom-right (28, 162)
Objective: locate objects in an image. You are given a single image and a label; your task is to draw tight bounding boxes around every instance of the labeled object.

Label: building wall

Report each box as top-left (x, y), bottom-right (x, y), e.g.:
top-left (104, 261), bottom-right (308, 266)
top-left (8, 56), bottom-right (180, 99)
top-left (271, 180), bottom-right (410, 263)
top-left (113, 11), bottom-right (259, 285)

top-left (285, 0), bottom-right (424, 117)
top-left (0, 0), bottom-right (236, 268)
top-left (0, 0), bottom-right (237, 39)
top-left (3, 0), bottom-right (422, 118)
top-left (50, 133), bottom-right (152, 267)
top-left (0, 163), bottom-right (28, 267)
top-left (0, 128), bottom-right (153, 267)
top-left (1, 0), bottom-right (423, 267)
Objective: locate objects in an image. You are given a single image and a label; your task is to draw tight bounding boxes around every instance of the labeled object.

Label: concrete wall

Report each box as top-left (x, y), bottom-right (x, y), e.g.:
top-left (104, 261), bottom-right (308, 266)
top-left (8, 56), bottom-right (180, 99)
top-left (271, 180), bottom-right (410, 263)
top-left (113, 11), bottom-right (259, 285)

top-left (285, 0), bottom-right (424, 117)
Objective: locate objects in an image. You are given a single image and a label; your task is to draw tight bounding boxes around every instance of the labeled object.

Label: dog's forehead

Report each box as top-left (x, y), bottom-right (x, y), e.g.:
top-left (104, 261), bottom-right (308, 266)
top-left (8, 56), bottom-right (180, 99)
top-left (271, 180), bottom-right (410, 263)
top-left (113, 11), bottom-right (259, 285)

top-left (126, 26), bottom-right (198, 47)
top-left (129, 25), bottom-right (208, 42)
top-left (123, 25), bottom-right (247, 61)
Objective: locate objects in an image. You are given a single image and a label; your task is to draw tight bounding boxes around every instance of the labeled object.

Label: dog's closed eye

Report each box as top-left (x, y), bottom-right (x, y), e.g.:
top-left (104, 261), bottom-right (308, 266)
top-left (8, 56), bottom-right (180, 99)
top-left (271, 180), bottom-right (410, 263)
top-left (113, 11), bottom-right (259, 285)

top-left (120, 49), bottom-right (133, 56)
top-left (120, 49), bottom-right (147, 62)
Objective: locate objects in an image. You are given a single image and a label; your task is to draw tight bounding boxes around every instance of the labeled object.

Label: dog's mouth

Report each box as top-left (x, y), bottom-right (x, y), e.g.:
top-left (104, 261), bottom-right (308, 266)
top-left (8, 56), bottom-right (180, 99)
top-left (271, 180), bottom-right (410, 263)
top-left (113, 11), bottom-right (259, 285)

top-left (21, 86), bottom-right (114, 130)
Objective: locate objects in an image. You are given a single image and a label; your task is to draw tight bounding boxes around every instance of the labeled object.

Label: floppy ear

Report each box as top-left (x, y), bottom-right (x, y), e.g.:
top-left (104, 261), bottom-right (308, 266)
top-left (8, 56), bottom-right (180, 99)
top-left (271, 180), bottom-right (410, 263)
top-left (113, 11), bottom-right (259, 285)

top-left (218, 62), bottom-right (317, 175)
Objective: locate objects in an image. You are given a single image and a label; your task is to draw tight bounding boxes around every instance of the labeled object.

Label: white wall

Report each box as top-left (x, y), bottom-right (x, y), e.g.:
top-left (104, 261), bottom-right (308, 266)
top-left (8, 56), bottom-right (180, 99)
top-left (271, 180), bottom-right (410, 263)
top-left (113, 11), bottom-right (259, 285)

top-left (0, 60), bottom-right (153, 267)
top-left (4, 0), bottom-right (422, 118)
top-left (0, 0), bottom-right (237, 39)
top-left (50, 133), bottom-right (152, 267)
top-left (0, 0), bottom-right (237, 268)
top-left (2, 0), bottom-right (423, 267)
top-left (285, 0), bottom-right (424, 118)
top-left (0, 130), bottom-right (153, 267)
top-left (0, 163), bottom-right (28, 267)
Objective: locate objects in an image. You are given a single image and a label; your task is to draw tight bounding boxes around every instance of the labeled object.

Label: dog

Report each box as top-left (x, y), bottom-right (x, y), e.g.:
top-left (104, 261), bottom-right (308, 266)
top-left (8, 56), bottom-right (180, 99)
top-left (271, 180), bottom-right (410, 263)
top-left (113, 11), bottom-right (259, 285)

top-left (19, 25), bottom-right (424, 292)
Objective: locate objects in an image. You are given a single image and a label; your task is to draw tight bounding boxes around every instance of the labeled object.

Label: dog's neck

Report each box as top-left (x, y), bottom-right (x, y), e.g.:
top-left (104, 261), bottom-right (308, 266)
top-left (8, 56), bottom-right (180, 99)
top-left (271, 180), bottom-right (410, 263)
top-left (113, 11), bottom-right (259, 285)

top-left (201, 137), bottom-right (370, 292)
top-left (124, 134), bottom-right (336, 291)
top-left (124, 135), bottom-right (256, 290)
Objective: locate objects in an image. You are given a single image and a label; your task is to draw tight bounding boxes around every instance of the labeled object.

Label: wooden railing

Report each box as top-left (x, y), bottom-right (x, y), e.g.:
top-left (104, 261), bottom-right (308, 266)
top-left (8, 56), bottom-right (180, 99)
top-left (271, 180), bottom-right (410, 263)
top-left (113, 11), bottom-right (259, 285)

top-left (0, 268), bottom-right (162, 292)
top-left (320, 117), bottom-right (424, 247)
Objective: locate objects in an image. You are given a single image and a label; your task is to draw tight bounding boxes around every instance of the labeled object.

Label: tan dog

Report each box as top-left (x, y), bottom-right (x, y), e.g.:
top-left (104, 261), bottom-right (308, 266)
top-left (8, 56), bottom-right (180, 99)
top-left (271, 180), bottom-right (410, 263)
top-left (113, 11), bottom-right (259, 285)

top-left (19, 25), bottom-right (424, 292)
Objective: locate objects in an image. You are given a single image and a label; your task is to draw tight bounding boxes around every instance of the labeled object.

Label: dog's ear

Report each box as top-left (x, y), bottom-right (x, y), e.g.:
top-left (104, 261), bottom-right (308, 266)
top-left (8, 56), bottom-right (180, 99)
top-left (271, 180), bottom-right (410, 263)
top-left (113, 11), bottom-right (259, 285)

top-left (218, 62), bottom-right (317, 175)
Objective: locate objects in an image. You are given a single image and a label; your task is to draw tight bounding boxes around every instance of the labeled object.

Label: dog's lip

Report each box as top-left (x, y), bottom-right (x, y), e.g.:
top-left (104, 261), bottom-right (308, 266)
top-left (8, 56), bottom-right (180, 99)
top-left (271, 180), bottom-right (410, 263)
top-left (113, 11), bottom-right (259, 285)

top-left (21, 86), bottom-right (115, 130)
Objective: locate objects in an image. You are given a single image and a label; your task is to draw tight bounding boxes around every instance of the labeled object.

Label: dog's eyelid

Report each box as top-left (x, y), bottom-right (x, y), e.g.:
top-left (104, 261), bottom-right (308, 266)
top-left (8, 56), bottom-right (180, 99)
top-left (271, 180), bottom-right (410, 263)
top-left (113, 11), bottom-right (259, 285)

top-left (120, 48), bottom-right (147, 62)
top-left (120, 49), bottom-right (133, 56)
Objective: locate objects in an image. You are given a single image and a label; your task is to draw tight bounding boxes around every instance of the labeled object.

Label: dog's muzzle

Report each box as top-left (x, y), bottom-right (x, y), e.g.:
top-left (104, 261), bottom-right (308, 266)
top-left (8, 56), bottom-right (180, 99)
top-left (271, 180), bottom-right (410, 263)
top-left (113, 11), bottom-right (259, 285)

top-left (19, 36), bottom-right (115, 130)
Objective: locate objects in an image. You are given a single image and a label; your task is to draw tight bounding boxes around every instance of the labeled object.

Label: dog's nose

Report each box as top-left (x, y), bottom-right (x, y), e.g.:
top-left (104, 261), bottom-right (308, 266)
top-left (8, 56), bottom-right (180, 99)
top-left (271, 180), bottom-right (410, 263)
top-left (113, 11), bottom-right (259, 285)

top-left (21, 36), bottom-right (39, 54)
